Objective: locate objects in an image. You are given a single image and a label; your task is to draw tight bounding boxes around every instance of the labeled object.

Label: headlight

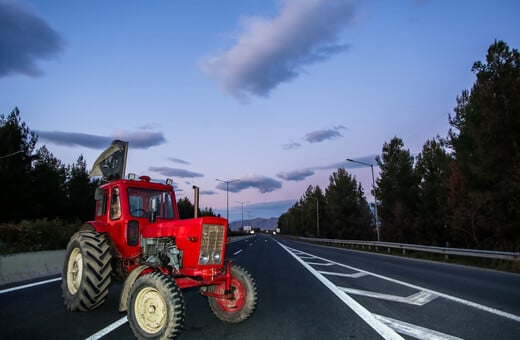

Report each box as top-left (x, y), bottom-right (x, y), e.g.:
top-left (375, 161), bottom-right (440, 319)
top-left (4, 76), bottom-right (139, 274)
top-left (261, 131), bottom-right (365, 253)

top-left (211, 251), bottom-right (221, 263)
top-left (199, 252), bottom-right (209, 264)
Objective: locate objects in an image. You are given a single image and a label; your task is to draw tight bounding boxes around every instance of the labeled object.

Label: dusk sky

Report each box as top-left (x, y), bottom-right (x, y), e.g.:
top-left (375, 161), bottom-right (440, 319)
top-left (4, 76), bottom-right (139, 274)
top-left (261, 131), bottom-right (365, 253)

top-left (1, 0), bottom-right (519, 222)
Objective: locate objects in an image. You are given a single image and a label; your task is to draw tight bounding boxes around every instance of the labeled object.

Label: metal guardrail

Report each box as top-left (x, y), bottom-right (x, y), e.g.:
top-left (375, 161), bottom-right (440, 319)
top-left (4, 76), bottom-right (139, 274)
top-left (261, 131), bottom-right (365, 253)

top-left (296, 237), bottom-right (520, 261)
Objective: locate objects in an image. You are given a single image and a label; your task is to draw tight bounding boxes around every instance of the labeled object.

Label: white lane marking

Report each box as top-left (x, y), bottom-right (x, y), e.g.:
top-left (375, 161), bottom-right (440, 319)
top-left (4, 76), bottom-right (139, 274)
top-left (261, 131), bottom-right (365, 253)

top-left (340, 288), bottom-right (438, 306)
top-left (318, 271), bottom-right (368, 278)
top-left (306, 262), bottom-right (334, 266)
top-left (84, 316), bottom-right (128, 340)
top-left (277, 241), bottom-right (404, 340)
top-left (286, 245), bottom-right (520, 322)
top-left (373, 314), bottom-right (464, 340)
top-left (0, 277), bottom-right (61, 294)
top-left (233, 249), bottom-right (243, 256)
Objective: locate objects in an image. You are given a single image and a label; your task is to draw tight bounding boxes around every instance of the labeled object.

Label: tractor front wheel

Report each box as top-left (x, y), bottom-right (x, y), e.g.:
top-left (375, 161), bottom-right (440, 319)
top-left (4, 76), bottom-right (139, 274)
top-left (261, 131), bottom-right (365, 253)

top-left (207, 265), bottom-right (257, 323)
top-left (61, 230), bottom-right (112, 311)
top-left (128, 272), bottom-right (186, 340)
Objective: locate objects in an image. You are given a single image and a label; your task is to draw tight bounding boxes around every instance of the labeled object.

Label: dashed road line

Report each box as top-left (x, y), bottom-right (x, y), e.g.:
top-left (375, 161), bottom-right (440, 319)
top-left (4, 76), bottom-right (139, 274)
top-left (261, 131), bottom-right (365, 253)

top-left (233, 249), bottom-right (244, 256)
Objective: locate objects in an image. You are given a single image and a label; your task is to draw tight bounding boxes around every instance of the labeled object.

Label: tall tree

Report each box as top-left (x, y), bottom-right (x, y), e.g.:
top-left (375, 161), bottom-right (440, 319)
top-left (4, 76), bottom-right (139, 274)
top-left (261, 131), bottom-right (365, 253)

top-left (324, 168), bottom-right (372, 240)
top-left (448, 40), bottom-right (520, 250)
top-left (375, 137), bottom-right (419, 242)
top-left (0, 108), bottom-right (38, 222)
top-left (66, 155), bottom-right (95, 221)
top-left (30, 145), bottom-right (67, 219)
top-left (415, 137), bottom-right (451, 246)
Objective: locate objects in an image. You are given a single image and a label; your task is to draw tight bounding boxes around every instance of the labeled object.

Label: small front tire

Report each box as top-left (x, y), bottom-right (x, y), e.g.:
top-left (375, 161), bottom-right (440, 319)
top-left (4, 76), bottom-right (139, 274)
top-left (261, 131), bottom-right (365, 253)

top-left (207, 265), bottom-right (257, 323)
top-left (128, 272), bottom-right (185, 339)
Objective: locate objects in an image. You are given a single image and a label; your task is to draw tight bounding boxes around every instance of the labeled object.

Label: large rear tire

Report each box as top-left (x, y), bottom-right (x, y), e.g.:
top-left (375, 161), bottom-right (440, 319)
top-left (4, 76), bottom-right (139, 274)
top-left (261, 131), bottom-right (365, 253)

top-left (61, 230), bottom-right (112, 311)
top-left (207, 265), bottom-right (257, 323)
top-left (128, 272), bottom-right (186, 340)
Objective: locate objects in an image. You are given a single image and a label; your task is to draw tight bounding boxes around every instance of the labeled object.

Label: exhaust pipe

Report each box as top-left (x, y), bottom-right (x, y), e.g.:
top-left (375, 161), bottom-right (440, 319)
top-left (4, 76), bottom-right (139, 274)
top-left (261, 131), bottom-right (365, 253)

top-left (193, 185), bottom-right (199, 218)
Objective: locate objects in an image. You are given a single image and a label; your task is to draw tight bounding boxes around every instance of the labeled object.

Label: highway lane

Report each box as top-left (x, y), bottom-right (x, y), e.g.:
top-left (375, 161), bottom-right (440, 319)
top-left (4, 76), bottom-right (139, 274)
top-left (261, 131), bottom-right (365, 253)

top-left (279, 237), bottom-right (520, 339)
top-left (1, 235), bottom-right (519, 339)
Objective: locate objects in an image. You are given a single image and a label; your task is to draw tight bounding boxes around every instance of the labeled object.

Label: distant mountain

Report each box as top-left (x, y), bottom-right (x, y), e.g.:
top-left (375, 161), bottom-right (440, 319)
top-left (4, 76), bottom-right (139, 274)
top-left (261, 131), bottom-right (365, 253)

top-left (229, 217), bottom-right (278, 230)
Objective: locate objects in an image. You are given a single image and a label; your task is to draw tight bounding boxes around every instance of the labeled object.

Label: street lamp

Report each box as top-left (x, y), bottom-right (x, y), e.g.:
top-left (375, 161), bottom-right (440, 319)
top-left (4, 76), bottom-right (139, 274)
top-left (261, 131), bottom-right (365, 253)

top-left (346, 158), bottom-right (380, 241)
top-left (235, 200), bottom-right (249, 229)
top-left (314, 197), bottom-right (320, 238)
top-left (216, 178), bottom-right (239, 221)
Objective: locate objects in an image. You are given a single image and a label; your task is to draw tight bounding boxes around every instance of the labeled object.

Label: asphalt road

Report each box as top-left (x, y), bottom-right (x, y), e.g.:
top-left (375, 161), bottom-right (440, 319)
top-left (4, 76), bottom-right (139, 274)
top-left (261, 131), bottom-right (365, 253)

top-left (1, 235), bottom-right (519, 339)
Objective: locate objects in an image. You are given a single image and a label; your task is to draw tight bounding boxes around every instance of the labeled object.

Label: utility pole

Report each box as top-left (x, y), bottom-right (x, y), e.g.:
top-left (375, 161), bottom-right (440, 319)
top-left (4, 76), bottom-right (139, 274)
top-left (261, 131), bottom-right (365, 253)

top-left (314, 197), bottom-right (319, 237)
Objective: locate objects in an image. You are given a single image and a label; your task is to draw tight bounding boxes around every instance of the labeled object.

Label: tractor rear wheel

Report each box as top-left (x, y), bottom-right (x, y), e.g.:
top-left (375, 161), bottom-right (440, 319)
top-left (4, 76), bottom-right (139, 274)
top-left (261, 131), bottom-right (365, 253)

top-left (61, 230), bottom-right (112, 311)
top-left (207, 265), bottom-right (257, 323)
top-left (128, 272), bottom-right (186, 340)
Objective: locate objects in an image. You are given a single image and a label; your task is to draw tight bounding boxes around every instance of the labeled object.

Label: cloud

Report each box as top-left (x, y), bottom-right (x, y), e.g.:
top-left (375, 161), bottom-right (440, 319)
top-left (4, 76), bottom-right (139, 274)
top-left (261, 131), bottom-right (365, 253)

top-left (217, 175), bottom-right (282, 194)
top-left (282, 142), bottom-right (301, 150)
top-left (36, 130), bottom-right (166, 149)
top-left (201, 190), bottom-right (218, 195)
top-left (199, 0), bottom-right (357, 101)
top-left (149, 167), bottom-right (204, 179)
top-left (277, 169), bottom-right (315, 181)
top-left (0, 2), bottom-right (65, 78)
top-left (168, 157), bottom-right (190, 165)
top-left (304, 128), bottom-right (343, 143)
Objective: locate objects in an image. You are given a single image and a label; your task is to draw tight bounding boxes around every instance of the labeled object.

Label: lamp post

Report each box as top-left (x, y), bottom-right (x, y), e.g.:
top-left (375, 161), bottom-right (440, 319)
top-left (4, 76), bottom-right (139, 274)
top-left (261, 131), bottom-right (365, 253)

top-left (235, 200), bottom-right (249, 229)
top-left (314, 197), bottom-right (320, 238)
top-left (346, 158), bottom-right (380, 241)
top-left (216, 178), bottom-right (239, 221)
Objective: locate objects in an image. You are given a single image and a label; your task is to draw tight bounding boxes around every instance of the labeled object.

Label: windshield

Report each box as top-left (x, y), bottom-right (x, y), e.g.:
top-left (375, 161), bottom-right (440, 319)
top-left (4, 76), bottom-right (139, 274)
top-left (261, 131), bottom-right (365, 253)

top-left (127, 187), bottom-right (175, 219)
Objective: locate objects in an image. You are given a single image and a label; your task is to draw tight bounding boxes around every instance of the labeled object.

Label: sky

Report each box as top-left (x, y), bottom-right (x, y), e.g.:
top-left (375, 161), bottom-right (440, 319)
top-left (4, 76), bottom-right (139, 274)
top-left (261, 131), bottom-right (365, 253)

top-left (1, 0), bottom-right (520, 223)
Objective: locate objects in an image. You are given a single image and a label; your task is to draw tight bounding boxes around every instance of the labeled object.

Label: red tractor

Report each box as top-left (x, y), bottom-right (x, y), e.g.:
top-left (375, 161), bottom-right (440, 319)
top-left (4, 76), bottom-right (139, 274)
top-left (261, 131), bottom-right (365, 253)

top-left (61, 174), bottom-right (257, 339)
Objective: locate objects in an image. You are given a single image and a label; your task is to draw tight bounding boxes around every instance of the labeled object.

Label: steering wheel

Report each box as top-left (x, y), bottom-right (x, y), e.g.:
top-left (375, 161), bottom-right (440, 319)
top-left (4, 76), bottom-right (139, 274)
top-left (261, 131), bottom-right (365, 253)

top-left (131, 208), bottom-right (148, 217)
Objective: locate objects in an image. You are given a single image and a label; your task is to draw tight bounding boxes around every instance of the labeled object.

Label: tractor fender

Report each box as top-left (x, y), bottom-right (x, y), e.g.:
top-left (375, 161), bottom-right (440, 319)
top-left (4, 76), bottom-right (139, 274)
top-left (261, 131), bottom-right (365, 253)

top-left (80, 221), bottom-right (108, 233)
top-left (119, 265), bottom-right (150, 312)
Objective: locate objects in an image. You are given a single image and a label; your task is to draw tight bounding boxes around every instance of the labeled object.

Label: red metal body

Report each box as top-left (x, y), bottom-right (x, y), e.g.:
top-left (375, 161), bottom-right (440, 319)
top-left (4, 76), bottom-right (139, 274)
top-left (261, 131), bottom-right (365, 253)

top-left (85, 176), bottom-right (230, 290)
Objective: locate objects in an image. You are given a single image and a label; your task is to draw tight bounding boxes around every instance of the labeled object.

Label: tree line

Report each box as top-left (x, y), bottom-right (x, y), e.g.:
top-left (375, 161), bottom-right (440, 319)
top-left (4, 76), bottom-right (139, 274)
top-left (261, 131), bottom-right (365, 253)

top-left (0, 109), bottom-right (216, 225)
top-left (278, 40), bottom-right (520, 252)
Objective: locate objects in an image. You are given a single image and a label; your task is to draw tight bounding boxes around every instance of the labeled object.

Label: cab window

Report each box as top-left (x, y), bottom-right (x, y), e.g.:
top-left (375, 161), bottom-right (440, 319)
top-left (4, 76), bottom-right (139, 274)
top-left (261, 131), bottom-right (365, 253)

top-left (110, 187), bottom-right (121, 220)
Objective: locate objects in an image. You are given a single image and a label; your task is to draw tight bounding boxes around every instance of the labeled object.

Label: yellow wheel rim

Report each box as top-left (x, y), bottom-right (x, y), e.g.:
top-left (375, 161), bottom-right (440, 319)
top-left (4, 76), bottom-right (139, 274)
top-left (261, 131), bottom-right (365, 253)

top-left (134, 287), bottom-right (167, 334)
top-left (66, 247), bottom-right (82, 294)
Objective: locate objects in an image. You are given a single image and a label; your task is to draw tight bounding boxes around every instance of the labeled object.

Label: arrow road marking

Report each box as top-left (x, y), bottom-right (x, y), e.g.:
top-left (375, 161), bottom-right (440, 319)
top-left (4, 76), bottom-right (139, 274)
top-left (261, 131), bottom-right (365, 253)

top-left (339, 288), bottom-right (438, 306)
top-left (318, 271), bottom-right (368, 278)
top-left (373, 314), bottom-right (464, 340)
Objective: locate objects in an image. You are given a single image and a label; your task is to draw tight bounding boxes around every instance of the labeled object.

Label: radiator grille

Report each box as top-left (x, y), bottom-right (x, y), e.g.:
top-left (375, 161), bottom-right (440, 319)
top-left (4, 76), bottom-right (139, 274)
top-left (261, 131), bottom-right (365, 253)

top-left (199, 224), bottom-right (225, 265)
